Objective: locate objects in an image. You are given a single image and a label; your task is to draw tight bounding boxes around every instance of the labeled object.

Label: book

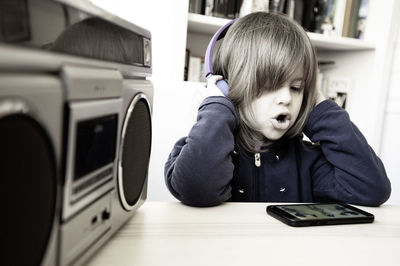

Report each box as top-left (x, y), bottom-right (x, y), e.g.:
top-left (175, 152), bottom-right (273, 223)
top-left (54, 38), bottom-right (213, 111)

top-left (348, 0), bottom-right (361, 38)
top-left (355, 0), bottom-right (369, 39)
top-left (312, 0), bottom-right (328, 34)
top-left (194, 0), bottom-right (257, 19)
top-left (293, 0), bottom-right (304, 25)
top-left (269, 0), bottom-right (286, 13)
top-left (184, 49), bottom-right (190, 81)
top-left (342, 0), bottom-right (354, 37)
top-left (205, 0), bottom-right (214, 16)
top-left (188, 56), bottom-right (202, 82)
top-left (189, 0), bottom-right (205, 14)
top-left (226, 0), bottom-right (238, 18)
top-left (333, 0), bottom-right (346, 36)
top-left (320, 0), bottom-right (339, 35)
top-left (235, 0), bottom-right (244, 17)
top-left (212, 0), bottom-right (240, 19)
top-left (187, 56), bottom-right (205, 82)
top-left (213, 0), bottom-right (229, 18)
top-left (285, 0), bottom-right (295, 19)
top-left (302, 0), bottom-right (317, 32)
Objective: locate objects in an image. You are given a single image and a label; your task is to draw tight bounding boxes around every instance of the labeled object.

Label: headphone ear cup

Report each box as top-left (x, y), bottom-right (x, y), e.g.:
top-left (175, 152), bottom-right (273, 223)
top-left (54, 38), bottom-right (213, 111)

top-left (216, 79), bottom-right (229, 96)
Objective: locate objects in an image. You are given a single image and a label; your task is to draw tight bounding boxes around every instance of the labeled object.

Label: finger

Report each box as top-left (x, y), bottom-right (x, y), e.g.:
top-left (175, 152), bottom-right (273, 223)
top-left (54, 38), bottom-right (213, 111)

top-left (208, 75), bottom-right (223, 84)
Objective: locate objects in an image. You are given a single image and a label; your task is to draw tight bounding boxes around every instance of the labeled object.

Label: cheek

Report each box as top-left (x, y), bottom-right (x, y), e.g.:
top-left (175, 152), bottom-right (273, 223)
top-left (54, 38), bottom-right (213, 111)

top-left (252, 103), bottom-right (273, 127)
top-left (252, 106), bottom-right (266, 123)
top-left (252, 96), bottom-right (274, 120)
top-left (292, 94), bottom-right (304, 118)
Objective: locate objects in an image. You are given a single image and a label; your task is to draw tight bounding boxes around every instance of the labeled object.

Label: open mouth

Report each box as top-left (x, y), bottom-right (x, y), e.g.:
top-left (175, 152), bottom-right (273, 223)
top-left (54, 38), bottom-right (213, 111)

top-left (271, 113), bottom-right (291, 130)
top-left (276, 114), bottom-right (287, 123)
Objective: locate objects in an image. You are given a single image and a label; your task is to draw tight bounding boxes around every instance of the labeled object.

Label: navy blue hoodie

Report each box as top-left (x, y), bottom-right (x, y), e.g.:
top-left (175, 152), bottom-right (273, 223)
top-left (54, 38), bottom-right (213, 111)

top-left (165, 97), bottom-right (391, 207)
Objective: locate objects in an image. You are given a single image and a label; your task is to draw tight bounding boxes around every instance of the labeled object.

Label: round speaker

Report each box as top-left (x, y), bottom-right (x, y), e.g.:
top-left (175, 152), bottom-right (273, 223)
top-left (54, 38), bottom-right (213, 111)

top-left (118, 93), bottom-right (152, 211)
top-left (1, 109), bottom-right (57, 265)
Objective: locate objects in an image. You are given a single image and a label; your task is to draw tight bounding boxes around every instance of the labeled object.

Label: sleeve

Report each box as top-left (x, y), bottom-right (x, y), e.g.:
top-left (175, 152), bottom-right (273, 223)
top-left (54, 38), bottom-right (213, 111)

top-left (303, 100), bottom-right (391, 206)
top-left (164, 96), bottom-right (238, 207)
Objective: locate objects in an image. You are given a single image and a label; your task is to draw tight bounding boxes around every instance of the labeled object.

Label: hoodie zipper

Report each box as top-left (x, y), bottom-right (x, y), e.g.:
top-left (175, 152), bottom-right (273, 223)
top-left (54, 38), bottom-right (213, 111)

top-left (253, 153), bottom-right (261, 201)
top-left (254, 153), bottom-right (261, 167)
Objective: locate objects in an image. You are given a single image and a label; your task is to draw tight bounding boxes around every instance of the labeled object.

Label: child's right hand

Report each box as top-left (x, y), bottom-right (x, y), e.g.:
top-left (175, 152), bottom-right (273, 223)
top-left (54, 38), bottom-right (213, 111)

top-left (193, 75), bottom-right (225, 108)
top-left (205, 75), bottom-right (225, 98)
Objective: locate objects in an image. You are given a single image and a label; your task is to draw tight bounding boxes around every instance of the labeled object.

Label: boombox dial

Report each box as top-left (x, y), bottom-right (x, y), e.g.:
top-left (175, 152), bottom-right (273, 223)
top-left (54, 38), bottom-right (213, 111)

top-left (118, 93), bottom-right (152, 210)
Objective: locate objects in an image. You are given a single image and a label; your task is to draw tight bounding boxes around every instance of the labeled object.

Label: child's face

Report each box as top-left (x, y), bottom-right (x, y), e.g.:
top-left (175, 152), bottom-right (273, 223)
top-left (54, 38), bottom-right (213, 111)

top-left (247, 79), bottom-right (304, 141)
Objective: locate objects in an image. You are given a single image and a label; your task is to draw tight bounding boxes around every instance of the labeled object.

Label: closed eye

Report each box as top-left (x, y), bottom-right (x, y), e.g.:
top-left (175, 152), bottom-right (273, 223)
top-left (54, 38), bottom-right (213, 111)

top-left (290, 86), bottom-right (301, 92)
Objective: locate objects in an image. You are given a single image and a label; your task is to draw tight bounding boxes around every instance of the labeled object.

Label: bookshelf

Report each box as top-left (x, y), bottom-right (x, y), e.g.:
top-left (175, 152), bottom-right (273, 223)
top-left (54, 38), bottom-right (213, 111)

top-left (187, 13), bottom-right (375, 51)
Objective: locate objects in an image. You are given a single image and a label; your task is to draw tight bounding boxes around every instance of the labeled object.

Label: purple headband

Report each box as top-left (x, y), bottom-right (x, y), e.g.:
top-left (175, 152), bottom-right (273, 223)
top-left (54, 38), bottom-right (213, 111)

top-left (204, 18), bottom-right (238, 77)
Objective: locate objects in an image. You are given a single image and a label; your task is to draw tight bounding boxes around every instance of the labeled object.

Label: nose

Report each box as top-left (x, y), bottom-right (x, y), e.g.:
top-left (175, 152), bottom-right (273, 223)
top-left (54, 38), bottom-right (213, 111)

top-left (275, 86), bottom-right (292, 105)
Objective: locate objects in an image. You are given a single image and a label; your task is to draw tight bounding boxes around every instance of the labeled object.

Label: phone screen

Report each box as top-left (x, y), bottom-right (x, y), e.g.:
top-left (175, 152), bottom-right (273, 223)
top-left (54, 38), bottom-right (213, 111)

top-left (276, 204), bottom-right (368, 220)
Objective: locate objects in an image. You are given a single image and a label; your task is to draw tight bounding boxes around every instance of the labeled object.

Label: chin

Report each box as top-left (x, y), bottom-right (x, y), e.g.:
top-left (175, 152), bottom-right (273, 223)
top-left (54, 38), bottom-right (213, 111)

top-left (267, 135), bottom-right (284, 141)
top-left (262, 130), bottom-right (286, 141)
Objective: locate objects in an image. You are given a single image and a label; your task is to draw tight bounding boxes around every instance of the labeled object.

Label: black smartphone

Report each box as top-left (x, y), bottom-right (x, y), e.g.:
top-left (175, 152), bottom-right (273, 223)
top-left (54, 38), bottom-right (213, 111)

top-left (266, 203), bottom-right (374, 227)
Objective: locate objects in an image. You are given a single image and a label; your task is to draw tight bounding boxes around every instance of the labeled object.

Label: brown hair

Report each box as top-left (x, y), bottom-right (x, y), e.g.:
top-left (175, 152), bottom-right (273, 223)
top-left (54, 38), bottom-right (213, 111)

top-left (213, 12), bottom-right (318, 153)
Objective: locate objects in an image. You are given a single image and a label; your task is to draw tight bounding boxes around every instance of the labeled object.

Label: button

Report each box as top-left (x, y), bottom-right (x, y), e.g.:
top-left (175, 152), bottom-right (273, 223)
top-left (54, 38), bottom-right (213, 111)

top-left (102, 209), bottom-right (111, 220)
top-left (275, 155), bottom-right (280, 161)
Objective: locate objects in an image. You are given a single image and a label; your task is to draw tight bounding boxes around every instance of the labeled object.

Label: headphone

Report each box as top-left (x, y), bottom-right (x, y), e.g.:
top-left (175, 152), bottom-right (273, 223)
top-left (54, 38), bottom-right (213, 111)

top-left (204, 18), bottom-right (238, 96)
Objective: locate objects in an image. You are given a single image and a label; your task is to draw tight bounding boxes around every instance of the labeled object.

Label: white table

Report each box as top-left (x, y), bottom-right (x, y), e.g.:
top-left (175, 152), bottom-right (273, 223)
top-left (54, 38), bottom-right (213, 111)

top-left (87, 202), bottom-right (400, 266)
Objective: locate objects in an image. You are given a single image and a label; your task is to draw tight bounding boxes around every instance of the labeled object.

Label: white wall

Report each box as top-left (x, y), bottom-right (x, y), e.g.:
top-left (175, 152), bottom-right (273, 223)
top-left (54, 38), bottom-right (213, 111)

top-left (381, 14), bottom-right (400, 204)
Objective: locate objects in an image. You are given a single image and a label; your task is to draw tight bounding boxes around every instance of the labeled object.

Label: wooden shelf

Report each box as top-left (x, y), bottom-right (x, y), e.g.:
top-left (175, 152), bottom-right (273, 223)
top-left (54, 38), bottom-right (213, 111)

top-left (307, 32), bottom-right (375, 51)
top-left (187, 13), bottom-right (231, 34)
top-left (187, 13), bottom-right (375, 51)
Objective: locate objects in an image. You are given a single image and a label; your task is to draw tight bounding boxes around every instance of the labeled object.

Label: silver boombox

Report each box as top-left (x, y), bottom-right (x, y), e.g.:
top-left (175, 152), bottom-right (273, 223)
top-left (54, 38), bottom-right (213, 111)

top-left (0, 0), bottom-right (153, 265)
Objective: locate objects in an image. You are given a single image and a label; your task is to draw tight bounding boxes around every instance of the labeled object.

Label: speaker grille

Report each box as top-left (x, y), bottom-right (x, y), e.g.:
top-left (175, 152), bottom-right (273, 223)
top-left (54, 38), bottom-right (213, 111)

top-left (1, 114), bottom-right (57, 266)
top-left (119, 94), bottom-right (151, 210)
